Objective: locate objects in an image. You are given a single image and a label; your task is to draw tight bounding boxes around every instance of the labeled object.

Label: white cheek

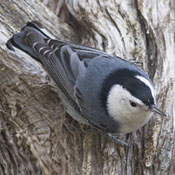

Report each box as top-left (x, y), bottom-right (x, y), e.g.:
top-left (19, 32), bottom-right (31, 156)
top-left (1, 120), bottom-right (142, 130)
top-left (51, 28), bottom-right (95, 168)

top-left (106, 84), bottom-right (152, 134)
top-left (107, 86), bottom-right (125, 119)
top-left (107, 84), bottom-right (143, 119)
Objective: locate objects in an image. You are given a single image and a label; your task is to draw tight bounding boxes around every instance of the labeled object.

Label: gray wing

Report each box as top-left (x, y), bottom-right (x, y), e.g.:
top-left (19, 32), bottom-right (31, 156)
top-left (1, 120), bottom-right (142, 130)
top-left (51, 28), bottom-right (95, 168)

top-left (25, 29), bottom-right (107, 117)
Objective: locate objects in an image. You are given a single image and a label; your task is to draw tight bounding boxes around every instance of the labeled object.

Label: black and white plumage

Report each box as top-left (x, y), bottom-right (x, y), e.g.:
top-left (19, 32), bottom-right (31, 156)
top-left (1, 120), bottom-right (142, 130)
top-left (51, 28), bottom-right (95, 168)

top-left (6, 21), bottom-right (166, 134)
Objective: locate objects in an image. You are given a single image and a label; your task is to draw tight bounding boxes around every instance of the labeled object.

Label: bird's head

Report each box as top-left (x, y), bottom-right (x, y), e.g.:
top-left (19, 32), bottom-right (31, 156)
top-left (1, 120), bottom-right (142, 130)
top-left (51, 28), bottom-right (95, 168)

top-left (104, 69), bottom-right (166, 134)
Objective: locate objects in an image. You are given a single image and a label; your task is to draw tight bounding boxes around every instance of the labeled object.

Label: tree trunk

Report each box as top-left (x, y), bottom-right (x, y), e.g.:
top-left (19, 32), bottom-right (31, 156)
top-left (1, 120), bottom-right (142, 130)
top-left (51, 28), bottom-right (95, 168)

top-left (0, 0), bottom-right (175, 174)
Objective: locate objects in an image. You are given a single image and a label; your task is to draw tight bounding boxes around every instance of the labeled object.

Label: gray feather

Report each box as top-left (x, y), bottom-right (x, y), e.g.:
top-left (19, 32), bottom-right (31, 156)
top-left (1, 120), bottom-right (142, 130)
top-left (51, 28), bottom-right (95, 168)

top-left (6, 21), bottom-right (152, 132)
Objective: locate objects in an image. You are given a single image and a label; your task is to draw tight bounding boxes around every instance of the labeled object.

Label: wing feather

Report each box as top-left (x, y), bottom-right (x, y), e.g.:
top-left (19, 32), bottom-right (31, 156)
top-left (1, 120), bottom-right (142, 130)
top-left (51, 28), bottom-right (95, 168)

top-left (25, 30), bottom-right (110, 124)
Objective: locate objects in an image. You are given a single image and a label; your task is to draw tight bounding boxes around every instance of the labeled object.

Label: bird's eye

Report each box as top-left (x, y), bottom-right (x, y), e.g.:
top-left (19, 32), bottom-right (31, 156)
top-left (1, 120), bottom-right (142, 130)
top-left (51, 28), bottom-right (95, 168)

top-left (129, 100), bottom-right (137, 107)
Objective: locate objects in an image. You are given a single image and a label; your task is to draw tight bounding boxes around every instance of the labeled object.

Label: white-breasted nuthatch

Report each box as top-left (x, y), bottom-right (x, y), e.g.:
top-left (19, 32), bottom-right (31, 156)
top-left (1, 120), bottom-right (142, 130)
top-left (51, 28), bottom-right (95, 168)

top-left (6, 21), bottom-right (166, 135)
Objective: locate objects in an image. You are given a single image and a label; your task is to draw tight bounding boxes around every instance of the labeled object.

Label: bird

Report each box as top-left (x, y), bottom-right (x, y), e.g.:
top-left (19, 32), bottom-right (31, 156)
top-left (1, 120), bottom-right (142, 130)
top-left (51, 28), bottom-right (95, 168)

top-left (6, 21), bottom-right (166, 136)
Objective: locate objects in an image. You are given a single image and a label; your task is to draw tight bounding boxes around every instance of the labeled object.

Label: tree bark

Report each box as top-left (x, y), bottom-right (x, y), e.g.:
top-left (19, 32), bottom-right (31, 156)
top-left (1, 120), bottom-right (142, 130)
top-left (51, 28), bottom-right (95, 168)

top-left (0, 0), bottom-right (175, 174)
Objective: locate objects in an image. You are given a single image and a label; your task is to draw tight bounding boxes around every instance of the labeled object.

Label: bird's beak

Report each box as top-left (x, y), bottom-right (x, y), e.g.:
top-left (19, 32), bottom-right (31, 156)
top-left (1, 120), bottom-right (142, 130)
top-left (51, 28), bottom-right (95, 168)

top-left (150, 105), bottom-right (166, 117)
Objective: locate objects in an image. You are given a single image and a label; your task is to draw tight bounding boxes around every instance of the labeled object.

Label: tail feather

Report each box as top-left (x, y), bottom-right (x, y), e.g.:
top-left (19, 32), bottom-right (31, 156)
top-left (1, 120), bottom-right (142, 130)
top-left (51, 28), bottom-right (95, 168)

top-left (21, 21), bottom-right (50, 38)
top-left (6, 21), bottom-right (49, 62)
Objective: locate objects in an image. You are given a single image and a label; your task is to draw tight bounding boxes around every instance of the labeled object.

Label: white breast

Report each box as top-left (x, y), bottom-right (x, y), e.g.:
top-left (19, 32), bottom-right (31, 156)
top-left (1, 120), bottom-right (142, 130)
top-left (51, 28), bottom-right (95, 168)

top-left (118, 111), bottom-right (152, 134)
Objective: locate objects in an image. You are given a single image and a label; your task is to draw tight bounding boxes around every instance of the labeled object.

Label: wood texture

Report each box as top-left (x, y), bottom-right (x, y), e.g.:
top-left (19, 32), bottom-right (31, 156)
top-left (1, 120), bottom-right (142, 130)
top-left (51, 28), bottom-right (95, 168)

top-left (0, 0), bottom-right (175, 174)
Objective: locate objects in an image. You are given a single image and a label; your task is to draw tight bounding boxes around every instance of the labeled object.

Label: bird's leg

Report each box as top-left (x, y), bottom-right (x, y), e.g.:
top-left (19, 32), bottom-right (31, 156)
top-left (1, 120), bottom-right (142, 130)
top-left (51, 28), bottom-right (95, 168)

top-left (81, 126), bottom-right (129, 147)
top-left (106, 133), bottom-right (129, 147)
top-left (80, 123), bottom-right (129, 147)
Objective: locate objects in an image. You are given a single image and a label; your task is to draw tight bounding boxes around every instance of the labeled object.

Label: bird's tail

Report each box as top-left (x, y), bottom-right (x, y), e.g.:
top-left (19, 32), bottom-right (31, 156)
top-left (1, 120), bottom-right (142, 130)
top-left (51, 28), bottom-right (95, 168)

top-left (6, 21), bottom-right (50, 62)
